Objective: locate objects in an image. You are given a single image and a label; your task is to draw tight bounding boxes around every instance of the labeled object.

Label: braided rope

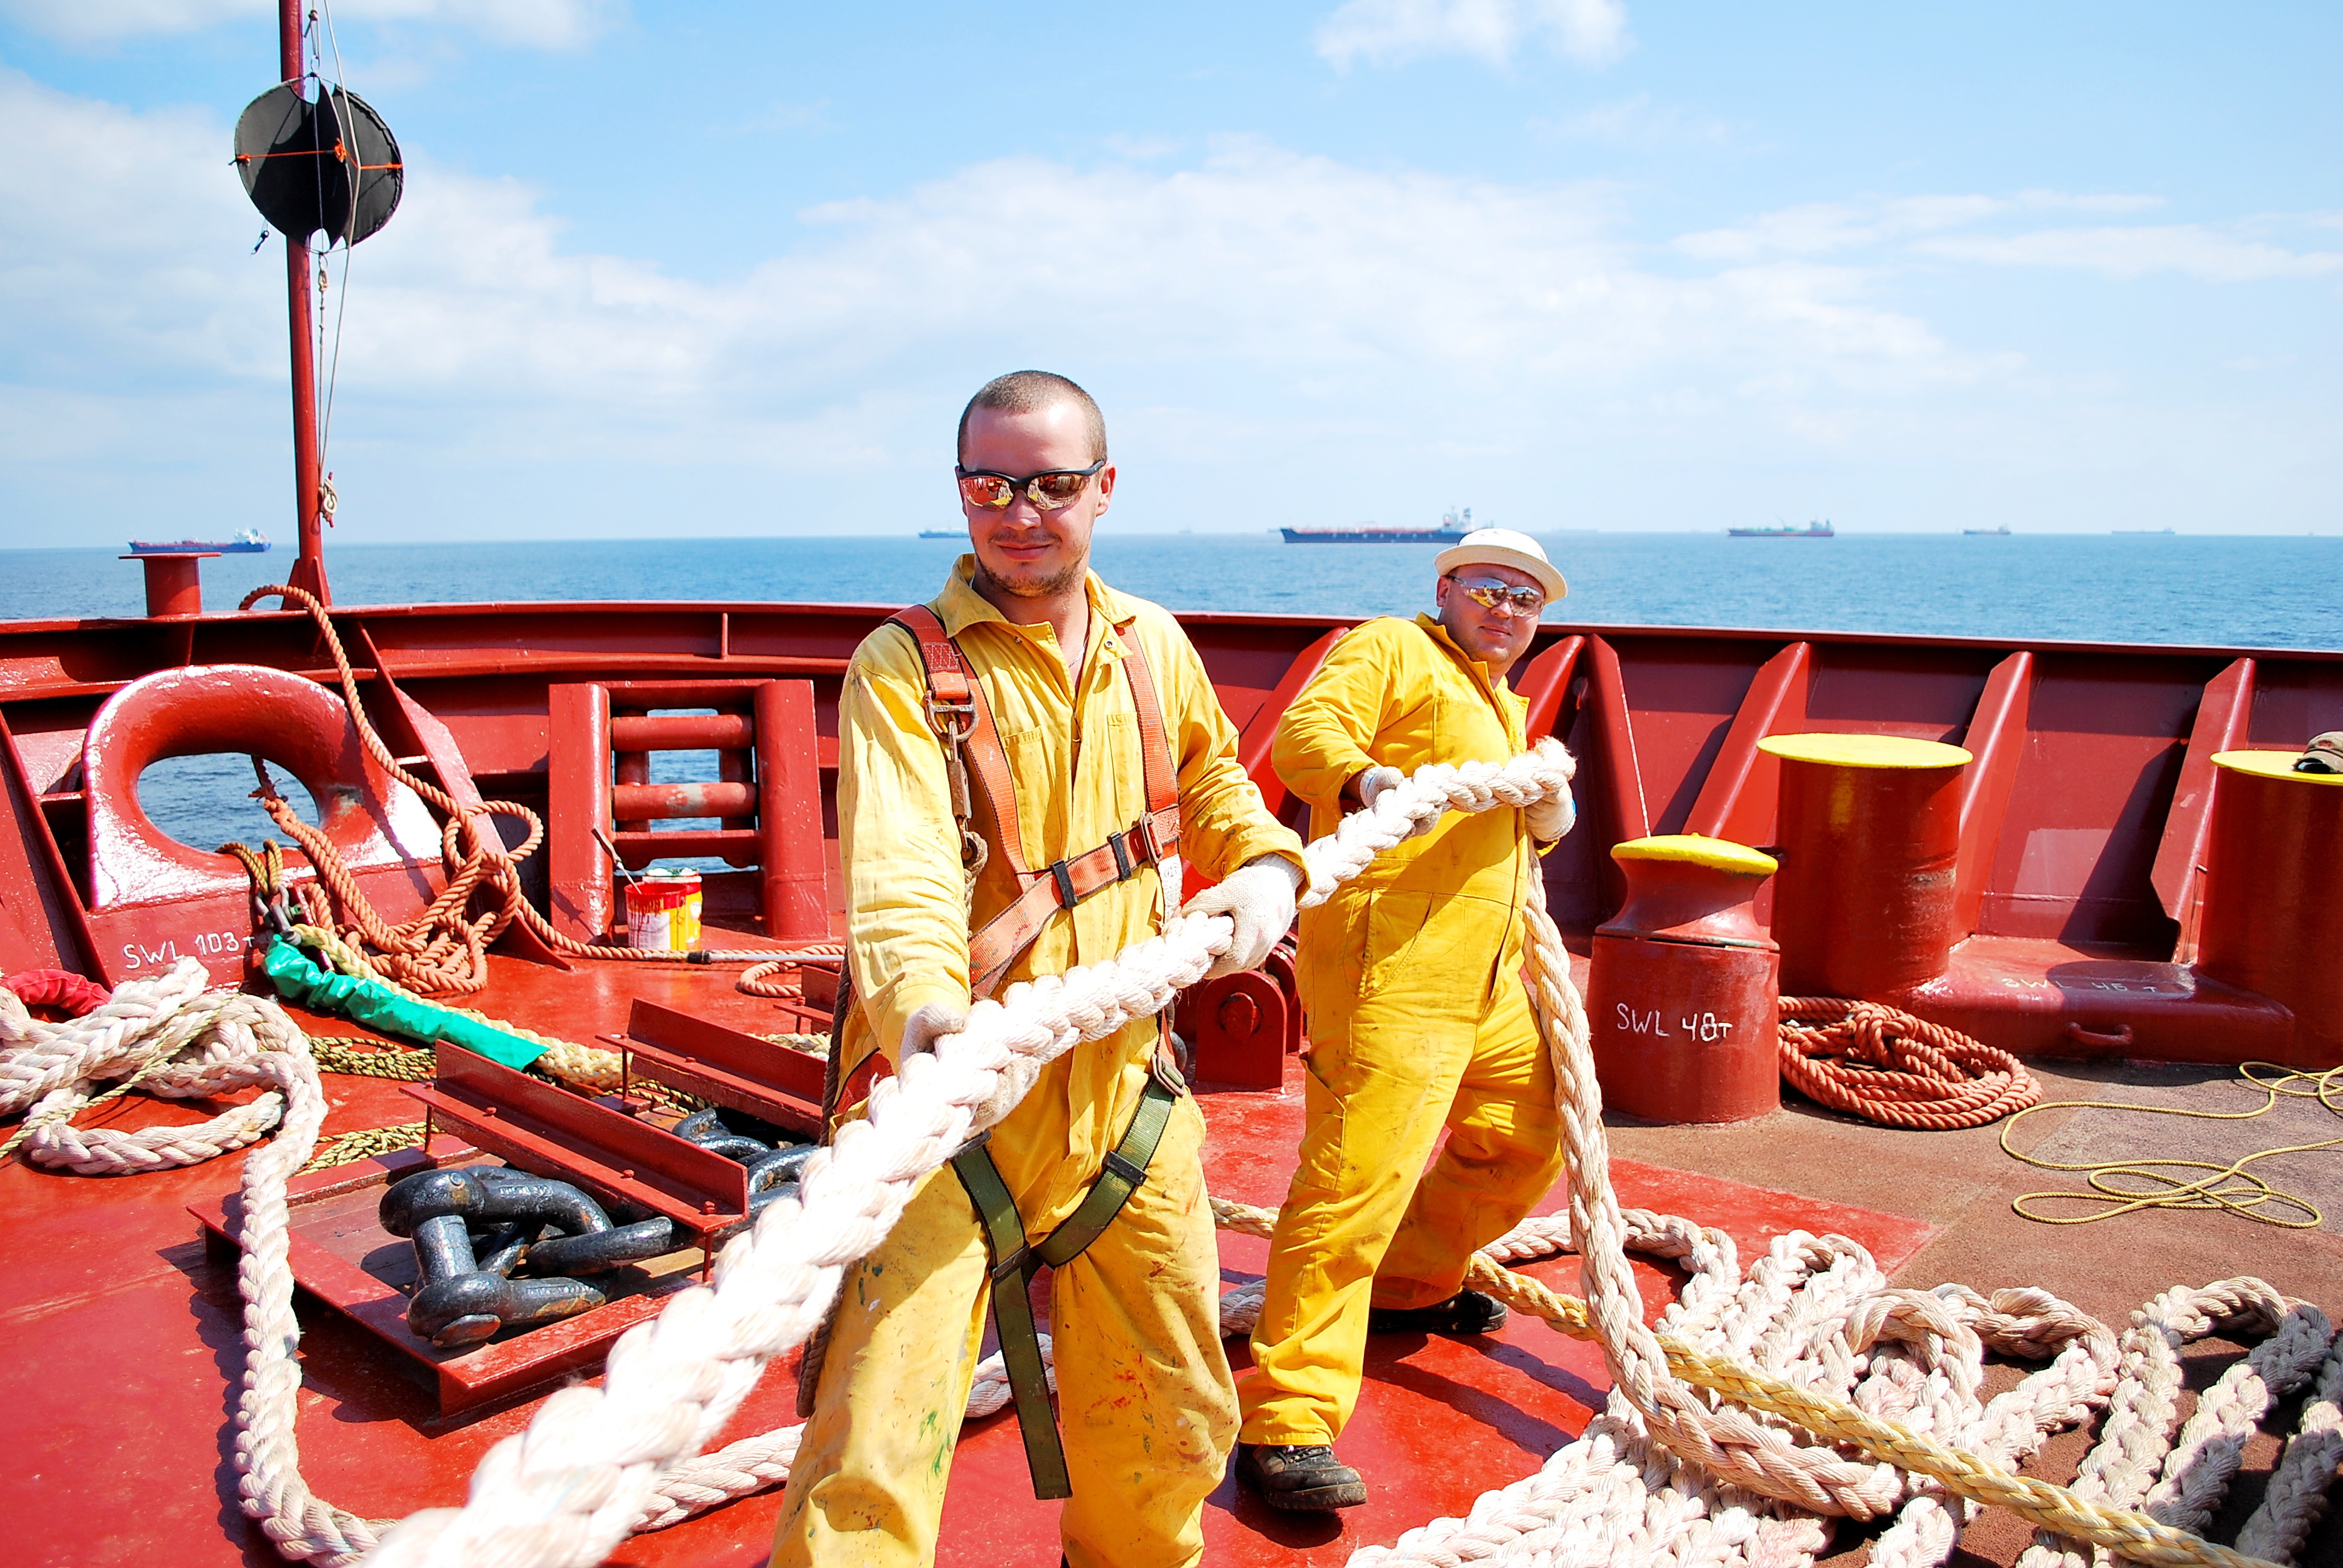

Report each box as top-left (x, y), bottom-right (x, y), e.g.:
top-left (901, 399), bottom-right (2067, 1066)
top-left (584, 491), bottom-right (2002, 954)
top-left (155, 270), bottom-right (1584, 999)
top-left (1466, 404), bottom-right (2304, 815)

top-left (1778, 996), bottom-right (2043, 1130)
top-left (10, 745), bottom-right (2318, 1568)
top-left (351, 745), bottom-right (1581, 1567)
top-left (235, 584), bottom-right (811, 992)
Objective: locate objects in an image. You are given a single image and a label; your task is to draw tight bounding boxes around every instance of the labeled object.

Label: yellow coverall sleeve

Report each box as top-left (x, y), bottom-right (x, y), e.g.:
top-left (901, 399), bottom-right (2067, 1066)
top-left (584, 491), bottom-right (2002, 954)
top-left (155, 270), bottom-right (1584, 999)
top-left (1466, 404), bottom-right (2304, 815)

top-left (1271, 619), bottom-right (1412, 811)
top-left (836, 626), bottom-right (975, 1068)
top-left (1147, 610), bottom-right (1308, 886)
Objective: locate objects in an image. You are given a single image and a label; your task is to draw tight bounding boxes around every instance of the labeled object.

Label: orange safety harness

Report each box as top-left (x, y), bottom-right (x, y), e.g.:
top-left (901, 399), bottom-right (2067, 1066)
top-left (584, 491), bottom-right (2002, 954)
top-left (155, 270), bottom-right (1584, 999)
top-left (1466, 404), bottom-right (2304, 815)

top-left (801, 606), bottom-right (1191, 1482)
top-left (889, 603), bottom-right (1184, 998)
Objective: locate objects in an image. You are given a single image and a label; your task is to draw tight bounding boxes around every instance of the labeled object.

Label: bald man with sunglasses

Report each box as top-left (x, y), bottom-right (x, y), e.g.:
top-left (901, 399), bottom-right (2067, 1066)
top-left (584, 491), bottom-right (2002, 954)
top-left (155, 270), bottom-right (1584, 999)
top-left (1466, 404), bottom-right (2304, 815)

top-left (774, 371), bottom-right (1306, 1568)
top-left (1234, 529), bottom-right (1577, 1512)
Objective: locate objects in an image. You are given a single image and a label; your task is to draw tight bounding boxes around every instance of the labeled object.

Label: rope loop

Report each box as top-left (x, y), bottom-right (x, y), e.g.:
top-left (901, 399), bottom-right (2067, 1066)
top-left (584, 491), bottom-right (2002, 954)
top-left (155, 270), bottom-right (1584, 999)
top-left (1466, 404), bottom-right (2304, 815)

top-left (1779, 995), bottom-right (2043, 1130)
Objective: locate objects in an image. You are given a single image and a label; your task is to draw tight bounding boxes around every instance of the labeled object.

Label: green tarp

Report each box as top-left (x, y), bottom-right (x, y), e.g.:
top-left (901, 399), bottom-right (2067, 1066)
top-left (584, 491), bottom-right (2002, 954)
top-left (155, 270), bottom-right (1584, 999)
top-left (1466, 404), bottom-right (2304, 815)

top-left (262, 939), bottom-right (547, 1071)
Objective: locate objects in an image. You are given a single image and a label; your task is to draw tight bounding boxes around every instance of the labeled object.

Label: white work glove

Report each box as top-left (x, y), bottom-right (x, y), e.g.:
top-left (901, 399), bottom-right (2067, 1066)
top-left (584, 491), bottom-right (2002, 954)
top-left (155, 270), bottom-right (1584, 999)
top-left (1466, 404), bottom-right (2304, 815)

top-left (1181, 856), bottom-right (1302, 980)
top-left (1526, 783), bottom-right (1576, 844)
top-left (903, 999), bottom-right (1041, 1131)
top-left (1358, 765), bottom-right (1439, 841)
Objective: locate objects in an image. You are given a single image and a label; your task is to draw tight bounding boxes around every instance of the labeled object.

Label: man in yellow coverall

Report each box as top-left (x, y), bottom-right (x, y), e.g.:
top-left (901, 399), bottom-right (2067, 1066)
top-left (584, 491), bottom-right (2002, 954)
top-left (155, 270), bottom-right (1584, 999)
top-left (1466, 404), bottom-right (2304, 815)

top-left (1234, 528), bottom-right (1576, 1511)
top-left (773, 370), bottom-right (1308, 1568)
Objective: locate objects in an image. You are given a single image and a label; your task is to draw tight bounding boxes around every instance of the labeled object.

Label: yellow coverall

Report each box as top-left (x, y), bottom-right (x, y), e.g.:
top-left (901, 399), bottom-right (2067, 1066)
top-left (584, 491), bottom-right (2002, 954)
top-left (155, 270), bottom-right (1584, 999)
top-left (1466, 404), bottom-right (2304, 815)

top-left (773, 559), bottom-right (1305, 1568)
top-left (1238, 613), bottom-right (1565, 1449)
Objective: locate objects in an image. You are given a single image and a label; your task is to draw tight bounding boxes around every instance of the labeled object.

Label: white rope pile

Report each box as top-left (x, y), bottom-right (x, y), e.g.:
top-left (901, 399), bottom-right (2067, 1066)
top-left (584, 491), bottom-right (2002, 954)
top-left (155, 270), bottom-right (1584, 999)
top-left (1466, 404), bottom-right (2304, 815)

top-left (346, 742), bottom-right (1580, 1568)
top-left (1, 961), bottom-right (302, 1174)
top-left (12, 735), bottom-right (2336, 1568)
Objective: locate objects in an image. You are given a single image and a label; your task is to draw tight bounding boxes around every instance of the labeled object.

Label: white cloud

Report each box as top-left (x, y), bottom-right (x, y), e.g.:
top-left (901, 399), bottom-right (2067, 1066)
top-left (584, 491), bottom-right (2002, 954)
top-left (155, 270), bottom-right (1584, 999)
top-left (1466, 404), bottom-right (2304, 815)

top-left (1, 68), bottom-right (2332, 545)
top-left (1534, 93), bottom-right (1741, 149)
top-left (1316, 0), bottom-right (1629, 71)
top-left (0, 0), bottom-right (624, 50)
top-left (1671, 192), bottom-right (2339, 284)
top-left (1919, 226), bottom-right (2343, 282)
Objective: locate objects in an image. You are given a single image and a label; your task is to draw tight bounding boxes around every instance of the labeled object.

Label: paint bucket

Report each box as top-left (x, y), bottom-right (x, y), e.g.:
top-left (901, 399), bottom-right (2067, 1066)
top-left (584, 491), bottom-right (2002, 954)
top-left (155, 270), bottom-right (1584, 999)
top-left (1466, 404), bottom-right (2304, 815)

top-left (669, 867), bottom-right (703, 950)
top-left (625, 875), bottom-right (686, 951)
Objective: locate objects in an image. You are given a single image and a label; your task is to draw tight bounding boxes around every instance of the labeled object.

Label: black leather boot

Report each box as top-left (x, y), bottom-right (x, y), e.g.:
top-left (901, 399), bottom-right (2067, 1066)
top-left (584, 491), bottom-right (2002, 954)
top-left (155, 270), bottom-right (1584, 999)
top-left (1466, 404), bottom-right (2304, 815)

top-left (1234, 1442), bottom-right (1369, 1510)
top-left (1366, 1287), bottom-right (1509, 1334)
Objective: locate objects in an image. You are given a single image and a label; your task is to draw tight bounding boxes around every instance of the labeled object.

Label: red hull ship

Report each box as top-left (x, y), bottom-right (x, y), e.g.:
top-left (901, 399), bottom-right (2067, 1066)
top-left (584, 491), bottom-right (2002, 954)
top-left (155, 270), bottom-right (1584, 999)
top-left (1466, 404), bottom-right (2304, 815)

top-left (5, 9), bottom-right (2342, 1568)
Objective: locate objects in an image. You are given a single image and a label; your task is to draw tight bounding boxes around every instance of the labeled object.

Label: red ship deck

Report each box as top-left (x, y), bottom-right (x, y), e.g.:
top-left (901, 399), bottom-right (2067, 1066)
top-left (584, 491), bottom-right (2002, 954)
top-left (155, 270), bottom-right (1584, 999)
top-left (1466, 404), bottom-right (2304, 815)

top-left (2, 594), bottom-right (2341, 1566)
top-left (1, 953), bottom-right (1948, 1568)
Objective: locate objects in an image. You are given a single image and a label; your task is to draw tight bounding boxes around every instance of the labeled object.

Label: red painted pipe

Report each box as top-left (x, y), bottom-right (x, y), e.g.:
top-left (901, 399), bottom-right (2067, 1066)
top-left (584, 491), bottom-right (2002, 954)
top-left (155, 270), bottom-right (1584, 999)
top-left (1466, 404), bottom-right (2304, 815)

top-left (1588, 835), bottom-right (1780, 1124)
top-left (278, 0), bottom-right (328, 604)
top-left (611, 713), bottom-right (756, 751)
top-left (756, 679), bottom-right (830, 944)
top-left (611, 781), bottom-right (756, 820)
top-left (1762, 734), bottom-right (1971, 999)
top-left (2196, 751), bottom-right (2343, 1067)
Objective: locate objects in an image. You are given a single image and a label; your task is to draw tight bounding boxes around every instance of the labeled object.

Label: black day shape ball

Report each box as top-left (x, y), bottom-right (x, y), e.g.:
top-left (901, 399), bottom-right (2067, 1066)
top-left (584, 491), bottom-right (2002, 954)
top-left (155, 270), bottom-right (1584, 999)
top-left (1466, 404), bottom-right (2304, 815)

top-left (235, 83), bottom-right (402, 246)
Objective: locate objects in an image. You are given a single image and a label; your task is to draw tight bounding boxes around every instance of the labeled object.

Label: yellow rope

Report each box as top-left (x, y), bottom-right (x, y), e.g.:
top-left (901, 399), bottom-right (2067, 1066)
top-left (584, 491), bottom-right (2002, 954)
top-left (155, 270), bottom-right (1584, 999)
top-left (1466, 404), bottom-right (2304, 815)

top-left (307, 1037), bottom-right (436, 1082)
top-left (2001, 1060), bottom-right (2343, 1227)
top-left (299, 1122), bottom-right (427, 1174)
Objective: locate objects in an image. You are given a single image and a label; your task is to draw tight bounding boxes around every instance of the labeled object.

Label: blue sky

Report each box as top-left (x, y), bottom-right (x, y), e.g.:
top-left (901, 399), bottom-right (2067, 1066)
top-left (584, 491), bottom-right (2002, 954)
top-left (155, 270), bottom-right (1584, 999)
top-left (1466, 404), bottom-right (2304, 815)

top-left (0, 1), bottom-right (2335, 544)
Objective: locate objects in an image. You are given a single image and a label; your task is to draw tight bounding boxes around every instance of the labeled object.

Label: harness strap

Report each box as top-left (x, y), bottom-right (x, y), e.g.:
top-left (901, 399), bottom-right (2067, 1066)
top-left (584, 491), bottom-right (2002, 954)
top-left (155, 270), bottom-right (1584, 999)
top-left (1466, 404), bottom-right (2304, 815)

top-left (947, 1070), bottom-right (1181, 1500)
top-left (887, 604), bottom-right (1184, 1001)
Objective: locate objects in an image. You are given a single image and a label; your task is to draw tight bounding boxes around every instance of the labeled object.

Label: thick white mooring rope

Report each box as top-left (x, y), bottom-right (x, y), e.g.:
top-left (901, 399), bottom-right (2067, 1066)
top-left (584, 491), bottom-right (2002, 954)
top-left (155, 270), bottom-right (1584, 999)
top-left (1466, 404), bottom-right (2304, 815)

top-left (7, 739), bottom-right (2332, 1568)
top-left (356, 743), bottom-right (1581, 1568)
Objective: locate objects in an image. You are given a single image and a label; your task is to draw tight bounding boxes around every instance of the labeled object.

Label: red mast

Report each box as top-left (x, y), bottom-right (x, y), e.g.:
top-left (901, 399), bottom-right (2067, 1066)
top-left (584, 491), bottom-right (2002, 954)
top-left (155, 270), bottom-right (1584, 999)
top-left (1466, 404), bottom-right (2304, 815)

top-left (280, 0), bottom-right (330, 604)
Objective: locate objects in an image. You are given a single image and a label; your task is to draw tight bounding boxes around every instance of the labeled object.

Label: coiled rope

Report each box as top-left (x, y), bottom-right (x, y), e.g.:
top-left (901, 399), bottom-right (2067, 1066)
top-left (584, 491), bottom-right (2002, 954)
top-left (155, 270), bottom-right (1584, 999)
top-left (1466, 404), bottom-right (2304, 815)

top-left (2, 748), bottom-right (2316, 1568)
top-left (1779, 996), bottom-right (2043, 1131)
top-left (234, 583), bottom-right (838, 995)
top-left (2001, 1062), bottom-right (2343, 1227)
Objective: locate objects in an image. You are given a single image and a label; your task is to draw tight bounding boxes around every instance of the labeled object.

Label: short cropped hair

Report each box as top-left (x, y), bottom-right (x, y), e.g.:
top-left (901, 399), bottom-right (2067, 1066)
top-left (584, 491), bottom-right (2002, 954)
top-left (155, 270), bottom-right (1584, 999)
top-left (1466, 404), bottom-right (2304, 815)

top-left (957, 371), bottom-right (1108, 465)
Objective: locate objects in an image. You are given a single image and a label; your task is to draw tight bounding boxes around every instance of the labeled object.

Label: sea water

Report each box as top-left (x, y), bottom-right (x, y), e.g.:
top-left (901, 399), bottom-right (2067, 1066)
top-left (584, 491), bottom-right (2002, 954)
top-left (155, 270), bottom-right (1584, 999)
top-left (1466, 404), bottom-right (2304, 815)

top-left (6, 532), bottom-right (2333, 855)
top-left (3, 531), bottom-right (2336, 649)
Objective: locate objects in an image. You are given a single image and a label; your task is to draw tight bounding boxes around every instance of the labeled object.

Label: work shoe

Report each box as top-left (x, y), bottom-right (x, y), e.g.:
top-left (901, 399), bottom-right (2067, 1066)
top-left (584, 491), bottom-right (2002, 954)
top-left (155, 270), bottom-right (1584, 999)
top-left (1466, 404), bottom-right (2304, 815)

top-left (1235, 1442), bottom-right (1369, 1511)
top-left (1367, 1289), bottom-right (1509, 1336)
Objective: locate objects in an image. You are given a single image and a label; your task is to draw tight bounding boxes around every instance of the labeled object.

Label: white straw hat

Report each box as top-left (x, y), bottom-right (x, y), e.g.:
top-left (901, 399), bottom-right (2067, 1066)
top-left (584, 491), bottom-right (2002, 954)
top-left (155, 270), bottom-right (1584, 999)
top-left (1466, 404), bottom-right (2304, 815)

top-left (1433, 528), bottom-right (1567, 601)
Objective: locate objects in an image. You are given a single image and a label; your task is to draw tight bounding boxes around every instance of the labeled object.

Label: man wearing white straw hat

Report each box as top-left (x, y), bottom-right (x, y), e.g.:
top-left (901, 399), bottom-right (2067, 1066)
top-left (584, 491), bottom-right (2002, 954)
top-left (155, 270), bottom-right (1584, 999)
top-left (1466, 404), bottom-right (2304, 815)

top-left (1234, 528), bottom-right (1576, 1511)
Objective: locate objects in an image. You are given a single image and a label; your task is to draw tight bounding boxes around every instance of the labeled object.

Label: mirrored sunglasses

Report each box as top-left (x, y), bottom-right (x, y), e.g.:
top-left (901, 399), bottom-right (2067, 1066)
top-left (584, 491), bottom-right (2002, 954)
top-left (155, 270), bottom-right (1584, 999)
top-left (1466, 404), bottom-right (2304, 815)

top-left (955, 459), bottom-right (1107, 512)
top-left (1447, 575), bottom-right (1545, 614)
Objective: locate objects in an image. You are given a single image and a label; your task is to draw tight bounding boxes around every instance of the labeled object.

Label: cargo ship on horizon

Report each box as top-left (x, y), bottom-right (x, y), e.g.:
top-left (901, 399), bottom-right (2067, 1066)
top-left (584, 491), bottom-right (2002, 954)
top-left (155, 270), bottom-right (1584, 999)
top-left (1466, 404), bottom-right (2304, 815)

top-left (126, 525), bottom-right (272, 554)
top-left (1281, 506), bottom-right (1474, 543)
top-left (1727, 518), bottom-right (1834, 537)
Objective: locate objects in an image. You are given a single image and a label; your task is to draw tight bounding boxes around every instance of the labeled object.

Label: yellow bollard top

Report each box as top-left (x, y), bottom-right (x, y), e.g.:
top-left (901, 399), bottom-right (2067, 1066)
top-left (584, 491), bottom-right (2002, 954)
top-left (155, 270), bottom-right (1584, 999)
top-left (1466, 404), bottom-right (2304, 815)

top-left (1611, 834), bottom-right (1779, 877)
top-left (2212, 750), bottom-right (2343, 787)
top-left (1758, 733), bottom-right (1973, 770)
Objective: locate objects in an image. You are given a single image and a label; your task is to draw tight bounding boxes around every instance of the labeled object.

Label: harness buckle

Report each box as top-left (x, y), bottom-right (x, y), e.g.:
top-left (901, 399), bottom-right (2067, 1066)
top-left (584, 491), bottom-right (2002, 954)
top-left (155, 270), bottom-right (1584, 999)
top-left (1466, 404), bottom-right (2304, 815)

top-left (923, 692), bottom-right (976, 745)
top-left (1047, 858), bottom-right (1078, 909)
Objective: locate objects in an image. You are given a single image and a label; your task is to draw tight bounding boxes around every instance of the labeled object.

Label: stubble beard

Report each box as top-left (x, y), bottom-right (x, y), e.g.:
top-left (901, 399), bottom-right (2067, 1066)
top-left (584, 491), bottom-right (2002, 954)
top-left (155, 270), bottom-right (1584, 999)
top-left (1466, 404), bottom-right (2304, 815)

top-left (976, 555), bottom-right (1088, 603)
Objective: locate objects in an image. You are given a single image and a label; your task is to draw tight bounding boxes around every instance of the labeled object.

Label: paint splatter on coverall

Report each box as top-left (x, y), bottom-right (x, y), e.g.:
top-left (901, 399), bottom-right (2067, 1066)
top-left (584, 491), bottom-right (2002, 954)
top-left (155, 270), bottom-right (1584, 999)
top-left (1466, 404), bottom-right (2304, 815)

top-left (1237, 613), bottom-right (1566, 1449)
top-left (773, 558), bottom-right (1305, 1568)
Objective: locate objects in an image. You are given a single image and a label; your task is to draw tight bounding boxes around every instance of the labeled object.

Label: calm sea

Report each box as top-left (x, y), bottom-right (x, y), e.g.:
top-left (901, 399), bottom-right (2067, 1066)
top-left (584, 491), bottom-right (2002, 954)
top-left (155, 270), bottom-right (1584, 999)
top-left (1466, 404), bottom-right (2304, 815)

top-left (8, 532), bottom-right (2332, 852)
top-left (2, 531), bottom-right (2337, 649)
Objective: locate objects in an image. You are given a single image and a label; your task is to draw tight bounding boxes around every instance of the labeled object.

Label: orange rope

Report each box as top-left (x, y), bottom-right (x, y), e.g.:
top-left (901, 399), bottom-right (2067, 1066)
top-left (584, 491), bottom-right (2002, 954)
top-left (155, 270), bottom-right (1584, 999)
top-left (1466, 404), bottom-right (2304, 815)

top-left (237, 583), bottom-right (811, 995)
top-left (1777, 996), bottom-right (2042, 1131)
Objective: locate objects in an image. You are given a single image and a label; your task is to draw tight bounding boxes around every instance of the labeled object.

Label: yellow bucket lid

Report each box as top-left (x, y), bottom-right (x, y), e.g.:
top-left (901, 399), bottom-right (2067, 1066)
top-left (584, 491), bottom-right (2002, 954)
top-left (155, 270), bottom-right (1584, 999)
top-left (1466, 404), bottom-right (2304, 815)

top-left (1758, 733), bottom-right (1973, 770)
top-left (1611, 834), bottom-right (1778, 877)
top-left (2212, 750), bottom-right (2343, 787)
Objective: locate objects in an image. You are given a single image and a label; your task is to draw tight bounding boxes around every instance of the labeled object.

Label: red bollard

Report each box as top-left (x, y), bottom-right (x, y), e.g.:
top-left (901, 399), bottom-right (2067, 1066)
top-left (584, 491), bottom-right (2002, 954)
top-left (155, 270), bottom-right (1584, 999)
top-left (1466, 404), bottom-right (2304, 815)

top-left (1588, 835), bottom-right (1781, 1124)
top-left (122, 552), bottom-right (219, 618)
top-left (1760, 734), bottom-right (1971, 999)
top-left (2196, 751), bottom-right (2343, 1067)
